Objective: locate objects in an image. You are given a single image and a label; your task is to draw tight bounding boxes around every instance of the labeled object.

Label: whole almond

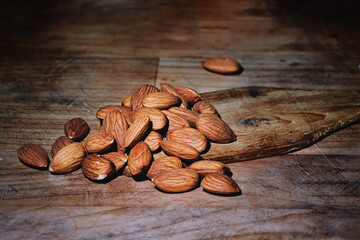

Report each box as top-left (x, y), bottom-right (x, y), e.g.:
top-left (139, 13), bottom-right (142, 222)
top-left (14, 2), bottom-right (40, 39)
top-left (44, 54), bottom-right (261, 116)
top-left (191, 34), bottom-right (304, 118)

top-left (174, 86), bottom-right (201, 105)
top-left (128, 141), bottom-right (152, 175)
top-left (188, 160), bottom-right (231, 177)
top-left (152, 168), bottom-right (199, 193)
top-left (196, 113), bottom-right (236, 143)
top-left (131, 84), bottom-right (159, 110)
top-left (162, 110), bottom-right (190, 133)
top-left (144, 131), bottom-right (162, 152)
top-left (122, 94), bottom-right (132, 107)
top-left (17, 144), bottom-right (49, 168)
top-left (159, 140), bottom-right (200, 161)
top-left (102, 152), bottom-right (127, 171)
top-left (130, 107), bottom-right (167, 130)
top-left (193, 101), bottom-right (219, 116)
top-left (124, 116), bottom-right (151, 148)
top-left (168, 107), bottom-right (198, 127)
top-left (100, 110), bottom-right (128, 152)
top-left (82, 154), bottom-right (116, 181)
top-left (49, 142), bottom-right (85, 174)
top-left (146, 156), bottom-right (183, 179)
top-left (167, 128), bottom-right (208, 153)
top-left (142, 92), bottom-right (180, 109)
top-left (51, 136), bottom-right (74, 158)
top-left (201, 173), bottom-right (240, 195)
top-left (96, 105), bottom-right (131, 120)
top-left (160, 83), bottom-right (188, 109)
top-left (85, 132), bottom-right (114, 154)
top-left (64, 118), bottom-right (90, 141)
top-left (123, 165), bottom-right (133, 177)
top-left (202, 57), bottom-right (241, 74)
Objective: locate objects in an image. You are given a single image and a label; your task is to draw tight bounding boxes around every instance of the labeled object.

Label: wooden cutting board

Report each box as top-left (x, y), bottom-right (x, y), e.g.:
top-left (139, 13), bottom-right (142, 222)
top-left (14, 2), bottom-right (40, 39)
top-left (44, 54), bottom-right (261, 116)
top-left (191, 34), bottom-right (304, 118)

top-left (190, 87), bottom-right (360, 163)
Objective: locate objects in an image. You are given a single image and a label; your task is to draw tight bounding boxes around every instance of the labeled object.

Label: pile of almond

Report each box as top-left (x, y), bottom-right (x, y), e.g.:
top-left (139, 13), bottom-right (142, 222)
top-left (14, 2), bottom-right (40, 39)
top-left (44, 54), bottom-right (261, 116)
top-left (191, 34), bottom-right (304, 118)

top-left (18, 83), bottom-right (240, 196)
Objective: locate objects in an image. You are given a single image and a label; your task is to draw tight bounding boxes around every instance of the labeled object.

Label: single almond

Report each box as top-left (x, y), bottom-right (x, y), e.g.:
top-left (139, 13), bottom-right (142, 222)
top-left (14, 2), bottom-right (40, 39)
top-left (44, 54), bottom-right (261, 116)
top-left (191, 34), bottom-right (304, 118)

top-left (202, 57), bottom-right (241, 74)
top-left (201, 173), bottom-right (240, 195)
top-left (123, 165), bottom-right (133, 177)
top-left (49, 142), bottom-right (85, 174)
top-left (193, 101), bottom-right (219, 116)
top-left (130, 107), bottom-right (167, 130)
top-left (82, 154), bottom-right (116, 181)
top-left (188, 160), bottom-right (231, 177)
top-left (152, 169), bottom-right (199, 193)
top-left (128, 141), bottom-right (152, 175)
top-left (196, 113), bottom-right (236, 143)
top-left (167, 128), bottom-right (208, 153)
top-left (146, 156), bottom-right (183, 179)
top-left (100, 110), bottom-right (128, 152)
top-left (160, 83), bottom-right (188, 109)
top-left (159, 140), bottom-right (200, 161)
top-left (122, 94), bottom-right (132, 107)
top-left (96, 105), bottom-right (131, 120)
top-left (101, 152), bottom-right (127, 171)
top-left (162, 110), bottom-right (190, 133)
top-left (17, 144), bottom-right (49, 168)
top-left (64, 118), bottom-right (90, 141)
top-left (144, 131), bottom-right (162, 152)
top-left (168, 107), bottom-right (198, 127)
top-left (51, 136), bottom-right (74, 158)
top-left (174, 86), bottom-right (201, 105)
top-left (124, 116), bottom-right (151, 148)
top-left (85, 132), bottom-right (114, 154)
top-left (131, 84), bottom-right (159, 110)
top-left (142, 92), bottom-right (180, 109)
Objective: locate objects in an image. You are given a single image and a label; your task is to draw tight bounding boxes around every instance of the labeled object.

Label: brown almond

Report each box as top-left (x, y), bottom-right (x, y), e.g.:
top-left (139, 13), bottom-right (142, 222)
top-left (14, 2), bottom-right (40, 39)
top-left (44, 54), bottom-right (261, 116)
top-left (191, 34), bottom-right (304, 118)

top-left (123, 165), bottom-right (133, 177)
top-left (159, 140), bottom-right (200, 161)
top-left (131, 84), bottom-right (159, 110)
top-left (174, 86), bottom-right (201, 105)
top-left (193, 101), bottom-right (219, 116)
top-left (96, 105), bottom-right (131, 120)
top-left (144, 131), bottom-right (162, 152)
top-left (128, 141), bottom-right (152, 175)
top-left (17, 144), bottom-right (49, 168)
top-left (122, 94), bottom-right (132, 107)
top-left (202, 57), bottom-right (241, 74)
top-left (160, 83), bottom-right (188, 109)
top-left (142, 92), bottom-right (180, 109)
top-left (101, 152), bottom-right (127, 171)
top-left (85, 132), bottom-right (114, 154)
top-left (146, 156), bottom-right (183, 179)
top-left (82, 154), bottom-right (116, 181)
top-left (152, 169), bottom-right (199, 193)
top-left (167, 128), bottom-right (208, 153)
top-left (201, 173), bottom-right (240, 195)
top-left (124, 116), bottom-right (151, 148)
top-left (49, 142), bottom-right (85, 174)
top-left (162, 110), bottom-right (190, 133)
top-left (168, 107), bottom-right (198, 127)
top-left (130, 107), bottom-right (167, 131)
top-left (196, 113), bottom-right (236, 143)
top-left (64, 118), bottom-right (90, 141)
top-left (188, 160), bottom-right (231, 177)
top-left (51, 136), bottom-right (74, 158)
top-left (100, 110), bottom-right (128, 152)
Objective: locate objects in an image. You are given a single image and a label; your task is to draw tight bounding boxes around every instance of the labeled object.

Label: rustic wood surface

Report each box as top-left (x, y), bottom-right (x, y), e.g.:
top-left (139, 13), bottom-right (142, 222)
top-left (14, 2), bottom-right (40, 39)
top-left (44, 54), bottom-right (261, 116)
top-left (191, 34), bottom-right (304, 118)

top-left (1, 0), bottom-right (360, 239)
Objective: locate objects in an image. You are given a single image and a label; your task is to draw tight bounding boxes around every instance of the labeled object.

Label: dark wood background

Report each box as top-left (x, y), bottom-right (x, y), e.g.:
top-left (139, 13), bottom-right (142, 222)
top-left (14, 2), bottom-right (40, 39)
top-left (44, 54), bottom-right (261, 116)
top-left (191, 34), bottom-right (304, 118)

top-left (0, 0), bottom-right (359, 239)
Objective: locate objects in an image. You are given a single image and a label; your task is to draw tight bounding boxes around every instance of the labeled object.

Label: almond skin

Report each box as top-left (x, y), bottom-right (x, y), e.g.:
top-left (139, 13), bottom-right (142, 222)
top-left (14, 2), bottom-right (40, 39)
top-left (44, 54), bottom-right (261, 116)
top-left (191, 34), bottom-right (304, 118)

top-left (162, 110), bottom-right (190, 133)
top-left (160, 83), bottom-right (188, 109)
top-left (202, 57), bottom-right (241, 74)
top-left (167, 128), bottom-right (208, 153)
top-left (101, 152), bottom-right (127, 171)
top-left (17, 144), bottom-right (49, 168)
top-left (174, 86), bottom-right (201, 105)
top-left (82, 154), bottom-right (116, 181)
top-left (124, 116), bottom-right (151, 148)
top-left (168, 107), bottom-right (198, 127)
top-left (49, 142), bottom-right (85, 174)
top-left (85, 132), bottom-right (114, 154)
top-left (128, 141), bottom-right (152, 176)
top-left (123, 165), bottom-right (133, 177)
top-left (144, 131), bottom-right (162, 152)
top-left (96, 105), bottom-right (131, 120)
top-left (146, 156), bottom-right (183, 179)
top-left (100, 110), bottom-right (128, 152)
top-left (152, 168), bottom-right (199, 193)
top-left (193, 101), bottom-right (219, 116)
top-left (201, 173), bottom-right (240, 195)
top-left (159, 140), bottom-right (200, 161)
top-left (122, 94), bottom-right (132, 107)
top-left (188, 160), bottom-right (231, 177)
top-left (131, 84), bottom-right (159, 110)
top-left (51, 136), bottom-right (74, 158)
top-left (130, 107), bottom-right (167, 131)
top-left (196, 113), bottom-right (236, 143)
top-left (64, 118), bottom-right (90, 141)
top-left (142, 92), bottom-right (180, 109)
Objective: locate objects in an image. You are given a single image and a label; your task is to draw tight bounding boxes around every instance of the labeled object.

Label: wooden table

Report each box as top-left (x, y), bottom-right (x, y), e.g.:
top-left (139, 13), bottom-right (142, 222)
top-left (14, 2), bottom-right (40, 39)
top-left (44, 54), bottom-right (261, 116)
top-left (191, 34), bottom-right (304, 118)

top-left (1, 1), bottom-right (359, 239)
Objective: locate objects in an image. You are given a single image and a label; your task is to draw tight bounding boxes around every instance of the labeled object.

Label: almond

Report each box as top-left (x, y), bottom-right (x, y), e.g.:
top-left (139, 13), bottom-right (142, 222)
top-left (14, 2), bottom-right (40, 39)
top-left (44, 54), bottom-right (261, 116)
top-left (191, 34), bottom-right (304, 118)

top-left (100, 110), bottom-right (128, 152)
top-left (144, 131), bottom-right (162, 152)
top-left (202, 57), bottom-right (241, 74)
top-left (64, 118), bottom-right (90, 141)
top-left (130, 107), bottom-right (167, 131)
top-left (188, 160), bottom-right (231, 177)
top-left (167, 128), bottom-right (207, 153)
top-left (193, 101), bottom-right (219, 116)
top-left (142, 92), bottom-right (180, 109)
top-left (102, 152), bottom-right (127, 171)
top-left (17, 144), bottom-right (49, 168)
top-left (51, 136), bottom-right (74, 158)
top-left (123, 165), bottom-right (133, 177)
top-left (122, 94), bottom-right (132, 107)
top-left (152, 169), bottom-right (199, 193)
top-left (162, 110), bottom-right (190, 133)
top-left (85, 132), bottom-right (114, 154)
top-left (82, 154), bottom-right (116, 181)
top-left (124, 116), bottom-right (151, 148)
top-left (160, 83), bottom-right (188, 109)
top-left (128, 141), bottom-right (152, 175)
top-left (174, 86), bottom-right (201, 105)
top-left (168, 107), bottom-right (198, 127)
top-left (49, 142), bottom-right (85, 174)
top-left (196, 113), bottom-right (236, 143)
top-left (201, 173), bottom-right (240, 195)
top-left (146, 156), bottom-right (183, 179)
top-left (131, 84), bottom-right (159, 110)
top-left (96, 105), bottom-right (131, 120)
top-left (159, 140), bottom-right (200, 161)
